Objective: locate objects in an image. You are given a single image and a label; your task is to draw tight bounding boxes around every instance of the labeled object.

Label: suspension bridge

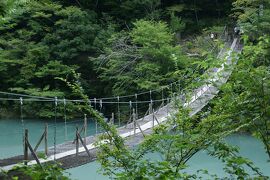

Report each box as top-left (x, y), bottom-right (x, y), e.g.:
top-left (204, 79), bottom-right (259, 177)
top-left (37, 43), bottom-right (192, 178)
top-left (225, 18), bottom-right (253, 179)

top-left (0, 37), bottom-right (241, 171)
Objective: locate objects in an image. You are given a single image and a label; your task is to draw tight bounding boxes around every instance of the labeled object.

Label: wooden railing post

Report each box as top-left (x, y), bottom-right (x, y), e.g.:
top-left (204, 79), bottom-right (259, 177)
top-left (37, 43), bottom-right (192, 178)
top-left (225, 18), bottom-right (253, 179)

top-left (111, 112), bottom-right (114, 124)
top-left (132, 108), bottom-right (136, 136)
top-left (45, 123), bottom-right (48, 156)
top-left (150, 101), bottom-right (154, 128)
top-left (76, 126), bottom-right (79, 157)
top-left (84, 114), bottom-right (87, 145)
top-left (167, 98), bottom-right (170, 116)
top-left (77, 133), bottom-right (91, 158)
top-left (24, 129), bottom-right (28, 165)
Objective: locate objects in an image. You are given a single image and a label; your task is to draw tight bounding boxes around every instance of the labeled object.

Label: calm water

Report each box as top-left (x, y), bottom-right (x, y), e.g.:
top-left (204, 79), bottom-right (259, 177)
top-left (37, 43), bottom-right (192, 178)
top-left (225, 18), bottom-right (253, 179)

top-left (66, 134), bottom-right (270, 179)
top-left (0, 118), bottom-right (100, 158)
top-left (0, 119), bottom-right (269, 179)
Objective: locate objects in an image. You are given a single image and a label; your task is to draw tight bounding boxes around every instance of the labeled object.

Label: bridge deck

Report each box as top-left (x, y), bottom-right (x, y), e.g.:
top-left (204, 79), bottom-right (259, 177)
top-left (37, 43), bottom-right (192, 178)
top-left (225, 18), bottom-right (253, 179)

top-left (0, 38), bottom-right (240, 171)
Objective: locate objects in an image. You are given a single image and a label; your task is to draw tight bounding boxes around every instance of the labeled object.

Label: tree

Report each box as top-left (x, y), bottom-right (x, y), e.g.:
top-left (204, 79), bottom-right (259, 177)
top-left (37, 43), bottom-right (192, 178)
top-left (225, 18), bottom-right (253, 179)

top-left (233, 0), bottom-right (270, 39)
top-left (60, 72), bottom-right (266, 179)
top-left (92, 20), bottom-right (191, 96)
top-left (0, 1), bottom-right (108, 117)
top-left (208, 35), bottom-right (270, 159)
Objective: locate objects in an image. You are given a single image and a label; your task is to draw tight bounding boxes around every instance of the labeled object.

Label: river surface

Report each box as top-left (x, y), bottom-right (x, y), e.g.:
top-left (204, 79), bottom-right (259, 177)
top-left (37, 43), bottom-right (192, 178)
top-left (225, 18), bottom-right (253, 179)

top-left (66, 134), bottom-right (270, 179)
top-left (0, 118), bottom-right (99, 158)
top-left (0, 119), bottom-right (269, 179)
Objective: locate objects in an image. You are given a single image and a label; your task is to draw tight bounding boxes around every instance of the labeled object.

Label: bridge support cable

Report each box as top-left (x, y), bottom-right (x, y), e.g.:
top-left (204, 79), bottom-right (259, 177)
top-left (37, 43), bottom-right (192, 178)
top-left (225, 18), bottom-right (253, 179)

top-left (135, 94), bottom-right (138, 120)
top-left (110, 112), bottom-right (114, 124)
top-left (20, 97), bottom-right (25, 154)
top-left (84, 114), bottom-right (87, 144)
top-left (125, 101), bottom-right (133, 128)
top-left (133, 108), bottom-right (136, 136)
top-left (93, 98), bottom-right (98, 135)
top-left (53, 97), bottom-right (58, 161)
top-left (149, 101), bottom-right (154, 128)
top-left (149, 100), bottom-right (160, 128)
top-left (117, 96), bottom-right (120, 126)
top-left (63, 98), bottom-right (68, 141)
top-left (166, 97), bottom-right (170, 116)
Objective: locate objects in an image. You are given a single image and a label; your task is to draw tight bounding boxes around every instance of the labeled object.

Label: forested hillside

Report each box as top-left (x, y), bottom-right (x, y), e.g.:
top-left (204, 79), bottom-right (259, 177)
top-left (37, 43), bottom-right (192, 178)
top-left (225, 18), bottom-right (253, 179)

top-left (0, 0), bottom-right (234, 117)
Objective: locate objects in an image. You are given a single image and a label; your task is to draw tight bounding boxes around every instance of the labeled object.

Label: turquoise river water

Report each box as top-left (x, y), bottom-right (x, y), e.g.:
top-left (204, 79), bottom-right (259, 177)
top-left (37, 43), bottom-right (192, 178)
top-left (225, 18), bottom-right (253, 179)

top-left (0, 119), bottom-right (269, 179)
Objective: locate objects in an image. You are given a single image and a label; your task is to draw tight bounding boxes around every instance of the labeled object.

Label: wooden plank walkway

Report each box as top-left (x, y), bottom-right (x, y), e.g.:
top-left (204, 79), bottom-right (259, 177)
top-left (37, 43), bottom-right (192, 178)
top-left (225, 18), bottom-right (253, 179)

top-left (0, 38), bottom-right (240, 171)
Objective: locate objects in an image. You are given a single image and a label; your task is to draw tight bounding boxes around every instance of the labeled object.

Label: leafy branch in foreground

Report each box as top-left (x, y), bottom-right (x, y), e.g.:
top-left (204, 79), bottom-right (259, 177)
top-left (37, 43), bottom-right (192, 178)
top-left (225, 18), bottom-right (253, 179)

top-left (60, 70), bottom-right (265, 179)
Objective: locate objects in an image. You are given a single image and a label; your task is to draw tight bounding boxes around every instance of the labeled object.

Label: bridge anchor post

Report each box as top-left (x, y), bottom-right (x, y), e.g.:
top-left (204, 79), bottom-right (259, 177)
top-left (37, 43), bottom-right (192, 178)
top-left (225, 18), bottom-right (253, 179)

top-left (76, 126), bottom-right (79, 157)
top-left (24, 129), bottom-right (28, 165)
top-left (84, 114), bottom-right (87, 145)
top-left (132, 109), bottom-right (136, 136)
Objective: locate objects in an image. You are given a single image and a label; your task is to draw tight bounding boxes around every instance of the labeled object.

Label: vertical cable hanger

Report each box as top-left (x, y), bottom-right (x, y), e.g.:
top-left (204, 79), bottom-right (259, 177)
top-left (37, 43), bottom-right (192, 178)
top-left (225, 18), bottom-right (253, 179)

top-left (94, 98), bottom-right (97, 134)
top-left (20, 97), bottom-right (25, 152)
top-left (94, 98), bottom-right (97, 110)
top-left (117, 96), bottom-right (120, 126)
top-left (99, 99), bottom-right (103, 113)
top-left (135, 94), bottom-right (138, 119)
top-left (54, 97), bottom-right (58, 160)
top-left (99, 99), bottom-right (103, 132)
top-left (129, 100), bottom-right (132, 122)
top-left (161, 87), bottom-right (164, 105)
top-left (63, 98), bottom-right (67, 141)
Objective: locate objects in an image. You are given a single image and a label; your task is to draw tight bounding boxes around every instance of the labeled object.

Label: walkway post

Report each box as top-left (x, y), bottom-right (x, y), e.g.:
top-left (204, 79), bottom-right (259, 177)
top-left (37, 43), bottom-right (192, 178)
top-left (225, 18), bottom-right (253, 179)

top-left (152, 108), bottom-right (155, 128)
top-left (111, 112), bottom-right (114, 124)
top-left (135, 94), bottom-right (138, 119)
top-left (76, 126), bottom-right (79, 157)
top-left (45, 123), bottom-right (48, 156)
top-left (117, 96), bottom-right (120, 126)
top-left (167, 97), bottom-right (170, 116)
top-left (95, 118), bottom-right (98, 135)
top-left (149, 100), bottom-right (154, 128)
top-left (20, 97), bottom-right (25, 156)
top-left (84, 114), bottom-right (87, 144)
top-left (24, 129), bottom-right (28, 165)
top-left (94, 98), bottom-right (98, 135)
top-left (54, 97), bottom-right (58, 161)
top-left (64, 98), bottom-right (67, 141)
top-left (133, 108), bottom-right (136, 136)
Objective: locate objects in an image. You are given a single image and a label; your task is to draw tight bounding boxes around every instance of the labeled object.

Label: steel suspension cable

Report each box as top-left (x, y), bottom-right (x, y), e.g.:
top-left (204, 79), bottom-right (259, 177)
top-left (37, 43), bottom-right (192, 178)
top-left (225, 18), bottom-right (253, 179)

top-left (20, 97), bottom-right (25, 153)
top-left (63, 98), bottom-right (67, 141)
top-left (54, 97), bottom-right (58, 160)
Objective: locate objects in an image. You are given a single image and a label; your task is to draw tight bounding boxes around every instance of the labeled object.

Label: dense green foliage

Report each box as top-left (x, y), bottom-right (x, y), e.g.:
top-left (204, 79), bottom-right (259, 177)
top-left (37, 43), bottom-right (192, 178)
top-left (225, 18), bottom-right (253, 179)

top-left (1, 163), bottom-right (70, 179)
top-left (92, 20), bottom-right (192, 95)
top-left (0, 0), bottom-right (231, 118)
